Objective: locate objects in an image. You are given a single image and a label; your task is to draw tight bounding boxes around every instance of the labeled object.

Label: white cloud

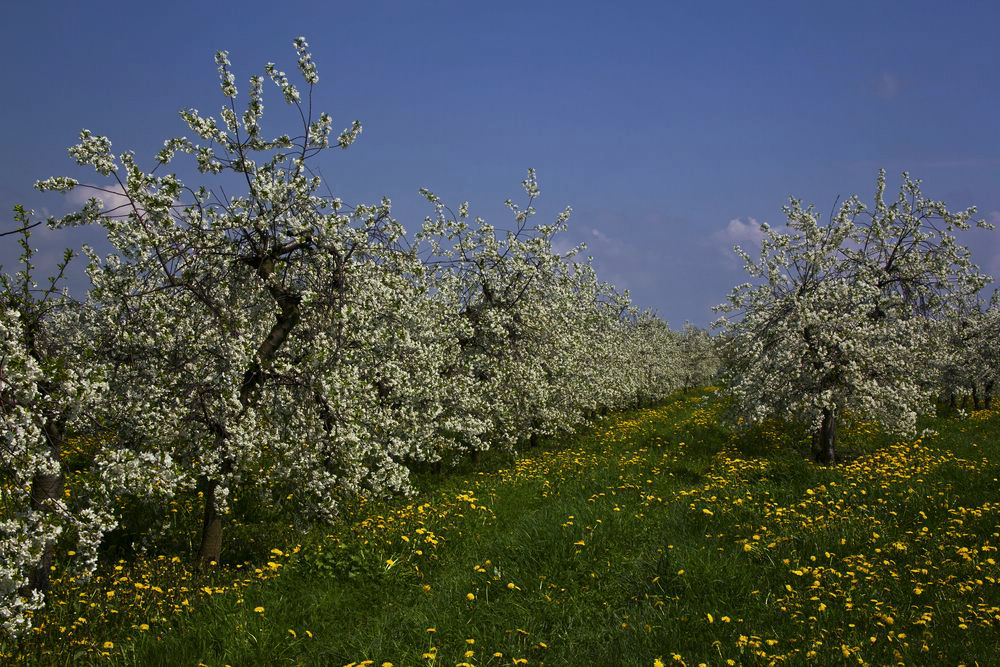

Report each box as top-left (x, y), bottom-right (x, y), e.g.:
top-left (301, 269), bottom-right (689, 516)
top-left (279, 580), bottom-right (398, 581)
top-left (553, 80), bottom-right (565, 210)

top-left (875, 71), bottom-right (901, 99)
top-left (715, 217), bottom-right (765, 246)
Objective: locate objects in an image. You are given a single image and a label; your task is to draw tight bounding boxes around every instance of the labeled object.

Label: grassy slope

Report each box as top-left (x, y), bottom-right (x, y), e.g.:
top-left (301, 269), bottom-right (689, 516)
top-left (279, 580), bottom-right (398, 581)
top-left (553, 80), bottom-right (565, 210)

top-left (11, 389), bottom-right (1000, 666)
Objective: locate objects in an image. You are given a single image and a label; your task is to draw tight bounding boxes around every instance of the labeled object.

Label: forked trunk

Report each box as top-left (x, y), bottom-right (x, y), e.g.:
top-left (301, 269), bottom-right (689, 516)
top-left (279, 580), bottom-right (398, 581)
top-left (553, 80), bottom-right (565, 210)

top-left (193, 283), bottom-right (302, 566)
top-left (811, 407), bottom-right (836, 465)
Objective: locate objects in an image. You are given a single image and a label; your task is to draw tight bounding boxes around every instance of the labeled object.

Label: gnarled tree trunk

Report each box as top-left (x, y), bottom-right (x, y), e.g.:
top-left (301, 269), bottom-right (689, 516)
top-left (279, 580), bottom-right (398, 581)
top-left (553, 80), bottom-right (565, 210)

top-left (26, 419), bottom-right (66, 594)
top-left (197, 478), bottom-right (223, 568)
top-left (811, 407), bottom-right (836, 465)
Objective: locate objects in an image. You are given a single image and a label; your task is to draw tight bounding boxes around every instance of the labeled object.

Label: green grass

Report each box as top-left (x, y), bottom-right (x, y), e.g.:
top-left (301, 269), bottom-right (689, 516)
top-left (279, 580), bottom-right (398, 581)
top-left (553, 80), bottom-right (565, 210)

top-left (9, 389), bottom-right (1000, 666)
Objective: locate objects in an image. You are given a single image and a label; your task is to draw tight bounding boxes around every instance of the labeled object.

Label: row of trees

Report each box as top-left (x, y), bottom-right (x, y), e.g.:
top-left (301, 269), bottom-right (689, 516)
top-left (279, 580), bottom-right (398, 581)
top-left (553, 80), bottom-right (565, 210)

top-left (717, 170), bottom-right (996, 464)
top-left (0, 40), bottom-right (718, 636)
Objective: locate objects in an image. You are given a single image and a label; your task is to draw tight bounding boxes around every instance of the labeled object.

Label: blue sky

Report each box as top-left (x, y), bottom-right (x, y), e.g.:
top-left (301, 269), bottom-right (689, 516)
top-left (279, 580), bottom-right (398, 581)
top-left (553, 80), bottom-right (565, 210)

top-left (2, 1), bottom-right (999, 325)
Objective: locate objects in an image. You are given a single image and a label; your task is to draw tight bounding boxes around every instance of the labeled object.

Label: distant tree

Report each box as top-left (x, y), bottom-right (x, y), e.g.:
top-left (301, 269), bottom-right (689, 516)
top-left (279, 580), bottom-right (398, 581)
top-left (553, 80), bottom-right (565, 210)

top-left (940, 295), bottom-right (1000, 411)
top-left (717, 171), bottom-right (992, 463)
top-left (676, 322), bottom-right (718, 392)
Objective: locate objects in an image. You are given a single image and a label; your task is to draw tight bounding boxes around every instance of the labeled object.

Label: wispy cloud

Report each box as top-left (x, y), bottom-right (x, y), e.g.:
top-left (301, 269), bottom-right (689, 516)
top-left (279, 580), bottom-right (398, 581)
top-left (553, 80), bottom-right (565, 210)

top-left (588, 227), bottom-right (633, 257)
top-left (66, 183), bottom-right (138, 217)
top-left (560, 224), bottom-right (658, 294)
top-left (714, 217), bottom-right (765, 245)
top-left (875, 71), bottom-right (901, 99)
top-left (709, 217), bottom-right (766, 267)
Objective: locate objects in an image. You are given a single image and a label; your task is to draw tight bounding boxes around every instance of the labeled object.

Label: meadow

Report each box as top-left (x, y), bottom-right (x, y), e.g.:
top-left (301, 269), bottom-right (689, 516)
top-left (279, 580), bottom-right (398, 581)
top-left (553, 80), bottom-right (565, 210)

top-left (6, 387), bottom-right (999, 666)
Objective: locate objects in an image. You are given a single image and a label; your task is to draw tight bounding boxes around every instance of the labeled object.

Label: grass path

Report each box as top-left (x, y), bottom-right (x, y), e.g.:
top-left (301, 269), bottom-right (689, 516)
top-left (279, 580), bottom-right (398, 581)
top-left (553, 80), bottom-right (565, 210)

top-left (11, 389), bottom-right (1000, 666)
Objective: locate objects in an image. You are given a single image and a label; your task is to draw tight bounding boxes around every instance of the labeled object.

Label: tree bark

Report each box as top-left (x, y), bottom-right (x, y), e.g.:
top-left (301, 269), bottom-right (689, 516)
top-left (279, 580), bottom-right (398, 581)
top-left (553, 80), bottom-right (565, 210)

top-left (196, 426), bottom-right (234, 569)
top-left (985, 381), bottom-right (994, 410)
top-left (26, 420), bottom-right (66, 594)
top-left (197, 478), bottom-right (223, 569)
top-left (811, 407), bottom-right (836, 465)
top-left (971, 383), bottom-right (981, 411)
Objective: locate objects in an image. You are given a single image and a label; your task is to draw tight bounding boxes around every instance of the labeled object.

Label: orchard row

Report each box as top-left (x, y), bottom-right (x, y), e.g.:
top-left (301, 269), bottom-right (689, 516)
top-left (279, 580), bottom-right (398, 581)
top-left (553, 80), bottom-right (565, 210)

top-left (0, 39), bottom-right (717, 636)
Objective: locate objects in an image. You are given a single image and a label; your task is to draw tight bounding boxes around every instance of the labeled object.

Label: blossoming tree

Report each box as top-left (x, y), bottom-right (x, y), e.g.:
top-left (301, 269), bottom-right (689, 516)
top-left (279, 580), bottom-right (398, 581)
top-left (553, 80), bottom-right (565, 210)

top-left (718, 171), bottom-right (992, 463)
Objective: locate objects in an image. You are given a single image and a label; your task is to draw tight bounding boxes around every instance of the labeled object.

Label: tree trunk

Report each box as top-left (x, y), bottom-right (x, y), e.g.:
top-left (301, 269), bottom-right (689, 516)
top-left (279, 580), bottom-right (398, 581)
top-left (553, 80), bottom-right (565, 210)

top-left (470, 449), bottom-right (481, 467)
top-left (949, 392), bottom-right (957, 411)
top-left (194, 284), bottom-right (302, 566)
top-left (811, 407), bottom-right (836, 465)
top-left (985, 381), bottom-right (994, 410)
top-left (197, 479), bottom-right (223, 569)
top-left (26, 421), bottom-right (66, 594)
top-left (971, 383), bottom-right (981, 411)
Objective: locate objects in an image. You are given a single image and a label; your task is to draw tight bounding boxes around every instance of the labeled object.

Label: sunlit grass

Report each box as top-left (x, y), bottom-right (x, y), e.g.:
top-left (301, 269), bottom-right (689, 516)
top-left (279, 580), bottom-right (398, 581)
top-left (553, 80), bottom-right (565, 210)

top-left (5, 389), bottom-right (1000, 665)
